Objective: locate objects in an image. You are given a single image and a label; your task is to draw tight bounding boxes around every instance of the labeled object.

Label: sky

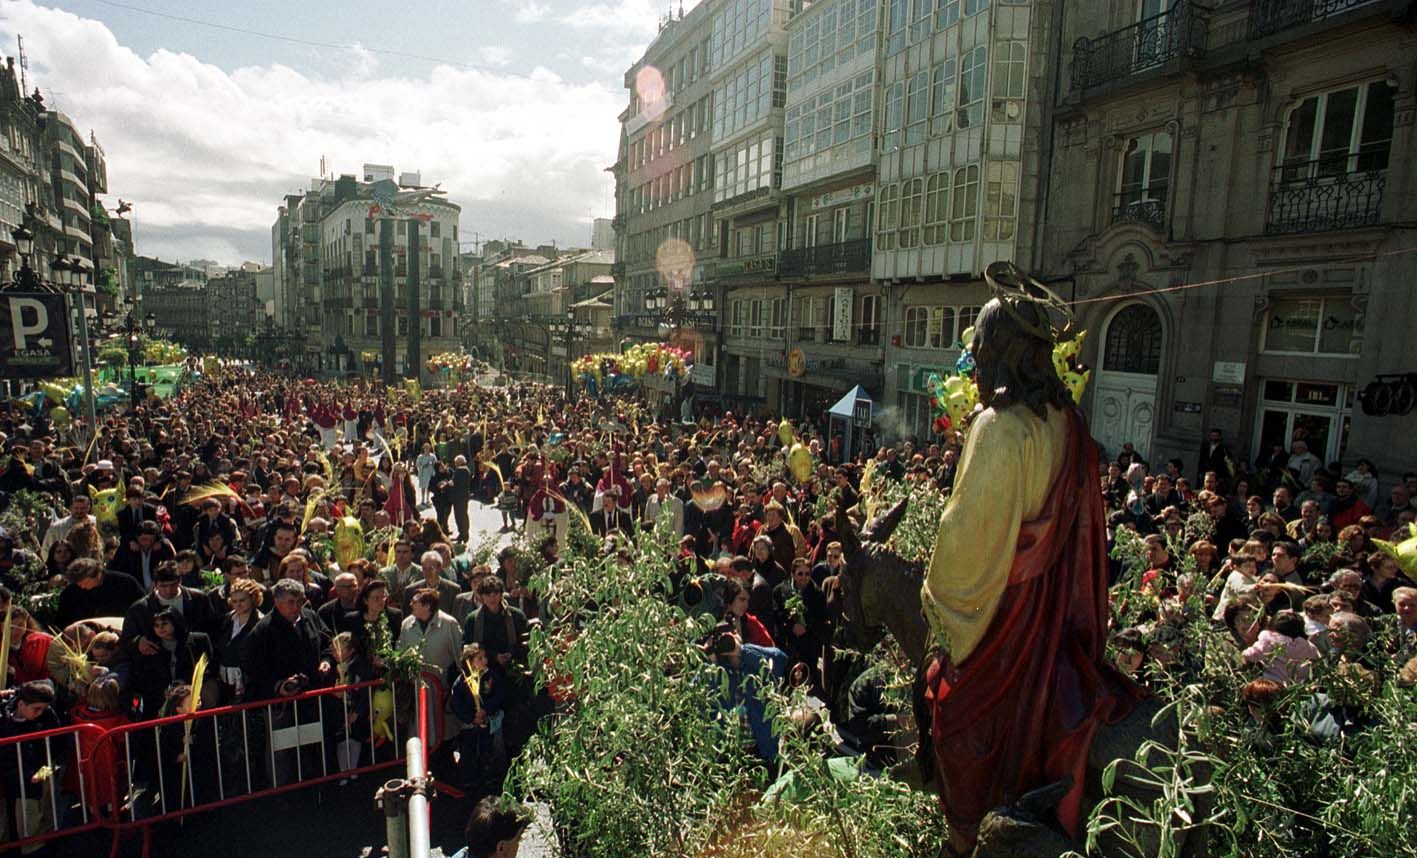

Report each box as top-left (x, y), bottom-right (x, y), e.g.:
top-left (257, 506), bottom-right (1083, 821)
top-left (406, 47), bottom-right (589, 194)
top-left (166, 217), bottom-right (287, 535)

top-left (0, 0), bottom-right (695, 264)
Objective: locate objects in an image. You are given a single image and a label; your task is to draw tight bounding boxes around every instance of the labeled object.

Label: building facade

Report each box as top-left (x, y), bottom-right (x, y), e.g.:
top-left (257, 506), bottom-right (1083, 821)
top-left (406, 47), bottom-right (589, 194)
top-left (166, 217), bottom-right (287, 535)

top-left (1046, 0), bottom-right (1417, 478)
top-left (272, 165), bottom-right (463, 378)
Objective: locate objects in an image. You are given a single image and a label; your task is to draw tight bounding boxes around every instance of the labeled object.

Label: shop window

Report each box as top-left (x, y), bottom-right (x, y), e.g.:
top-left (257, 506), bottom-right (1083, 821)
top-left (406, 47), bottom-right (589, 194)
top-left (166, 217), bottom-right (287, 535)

top-left (1262, 294), bottom-right (1362, 356)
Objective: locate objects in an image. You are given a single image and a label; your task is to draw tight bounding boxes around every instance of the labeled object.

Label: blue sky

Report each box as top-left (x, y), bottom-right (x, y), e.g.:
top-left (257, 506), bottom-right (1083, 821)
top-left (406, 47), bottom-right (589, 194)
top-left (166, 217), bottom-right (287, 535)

top-left (0, 0), bottom-right (693, 263)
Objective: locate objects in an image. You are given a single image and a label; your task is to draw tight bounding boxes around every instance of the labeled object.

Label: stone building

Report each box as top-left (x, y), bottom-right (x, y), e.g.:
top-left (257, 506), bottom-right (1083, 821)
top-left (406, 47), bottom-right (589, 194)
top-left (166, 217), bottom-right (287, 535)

top-left (273, 165), bottom-right (463, 378)
top-left (1046, 0), bottom-right (1417, 478)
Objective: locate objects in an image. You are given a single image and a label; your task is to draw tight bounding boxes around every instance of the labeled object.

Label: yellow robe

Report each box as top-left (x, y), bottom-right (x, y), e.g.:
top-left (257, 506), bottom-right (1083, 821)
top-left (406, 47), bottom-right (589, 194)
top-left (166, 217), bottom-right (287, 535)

top-left (921, 403), bottom-right (1069, 662)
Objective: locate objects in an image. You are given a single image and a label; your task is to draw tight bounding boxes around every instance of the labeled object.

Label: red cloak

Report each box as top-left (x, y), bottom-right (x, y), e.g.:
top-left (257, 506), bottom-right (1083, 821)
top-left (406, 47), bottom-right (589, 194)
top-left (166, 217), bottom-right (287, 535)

top-left (926, 407), bottom-right (1143, 843)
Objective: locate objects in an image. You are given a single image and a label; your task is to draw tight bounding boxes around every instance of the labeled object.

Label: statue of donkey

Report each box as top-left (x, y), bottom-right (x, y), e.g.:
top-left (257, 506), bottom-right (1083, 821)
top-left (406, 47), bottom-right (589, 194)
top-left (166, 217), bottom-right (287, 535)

top-left (834, 499), bottom-right (1207, 858)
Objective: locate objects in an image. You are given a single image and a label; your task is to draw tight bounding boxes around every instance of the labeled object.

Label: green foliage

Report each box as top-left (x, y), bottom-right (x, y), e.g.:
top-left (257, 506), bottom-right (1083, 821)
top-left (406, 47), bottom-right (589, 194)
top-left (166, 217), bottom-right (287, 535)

top-left (1086, 567), bottom-right (1417, 858)
top-left (507, 521), bottom-right (948, 857)
top-left (860, 476), bottom-right (948, 566)
top-left (2, 491), bottom-right (63, 625)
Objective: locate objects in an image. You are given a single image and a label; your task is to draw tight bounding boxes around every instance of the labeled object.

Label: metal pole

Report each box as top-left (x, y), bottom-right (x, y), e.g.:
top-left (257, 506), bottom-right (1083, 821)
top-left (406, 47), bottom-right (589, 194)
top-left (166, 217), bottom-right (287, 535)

top-left (73, 289), bottom-right (98, 433)
top-left (380, 778), bottom-right (410, 858)
top-left (405, 736), bottom-right (430, 858)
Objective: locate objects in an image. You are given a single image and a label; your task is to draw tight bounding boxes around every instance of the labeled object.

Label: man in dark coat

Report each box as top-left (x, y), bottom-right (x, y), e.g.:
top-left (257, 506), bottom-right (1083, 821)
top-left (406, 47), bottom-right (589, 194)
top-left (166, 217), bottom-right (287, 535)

top-left (1196, 428), bottom-right (1233, 490)
top-left (241, 578), bottom-right (329, 701)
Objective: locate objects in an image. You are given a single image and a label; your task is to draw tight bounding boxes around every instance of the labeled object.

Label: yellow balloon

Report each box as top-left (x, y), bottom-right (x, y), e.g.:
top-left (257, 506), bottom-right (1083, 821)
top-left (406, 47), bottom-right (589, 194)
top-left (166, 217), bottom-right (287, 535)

top-left (788, 443), bottom-right (813, 484)
top-left (778, 418), bottom-right (795, 447)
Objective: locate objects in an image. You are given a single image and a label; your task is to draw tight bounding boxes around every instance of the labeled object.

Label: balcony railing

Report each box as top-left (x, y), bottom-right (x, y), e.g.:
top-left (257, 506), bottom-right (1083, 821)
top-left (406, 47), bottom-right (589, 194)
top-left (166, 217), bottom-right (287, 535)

top-left (777, 238), bottom-right (872, 278)
top-left (1112, 195), bottom-right (1168, 230)
top-left (1265, 160), bottom-right (1385, 235)
top-left (1248, 0), bottom-right (1380, 40)
top-left (1071, 2), bottom-right (1207, 91)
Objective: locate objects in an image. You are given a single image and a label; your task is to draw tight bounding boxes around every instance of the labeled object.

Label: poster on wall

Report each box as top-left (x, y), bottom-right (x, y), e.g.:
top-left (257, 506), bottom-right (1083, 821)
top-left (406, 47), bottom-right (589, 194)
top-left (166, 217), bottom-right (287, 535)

top-left (833, 287), bottom-right (853, 342)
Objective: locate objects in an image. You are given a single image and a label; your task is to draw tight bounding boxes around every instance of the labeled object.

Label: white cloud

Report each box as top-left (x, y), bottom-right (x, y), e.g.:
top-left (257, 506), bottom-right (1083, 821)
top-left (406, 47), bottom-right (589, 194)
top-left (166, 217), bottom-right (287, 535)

top-left (477, 46), bottom-right (515, 67)
top-left (0, 1), bottom-right (620, 264)
top-left (563, 0), bottom-right (664, 41)
top-left (510, 1), bottom-right (551, 24)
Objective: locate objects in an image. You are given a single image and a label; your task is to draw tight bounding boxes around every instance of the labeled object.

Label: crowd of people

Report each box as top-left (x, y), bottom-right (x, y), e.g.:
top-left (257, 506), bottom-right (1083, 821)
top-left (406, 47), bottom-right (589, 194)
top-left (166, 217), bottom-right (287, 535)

top-left (1102, 431), bottom-right (1417, 739)
top-left (0, 360), bottom-right (1413, 852)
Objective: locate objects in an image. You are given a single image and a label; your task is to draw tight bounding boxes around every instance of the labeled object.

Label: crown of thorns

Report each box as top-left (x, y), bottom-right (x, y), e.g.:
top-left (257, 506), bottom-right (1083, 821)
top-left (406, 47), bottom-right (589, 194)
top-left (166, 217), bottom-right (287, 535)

top-left (983, 261), bottom-right (1077, 344)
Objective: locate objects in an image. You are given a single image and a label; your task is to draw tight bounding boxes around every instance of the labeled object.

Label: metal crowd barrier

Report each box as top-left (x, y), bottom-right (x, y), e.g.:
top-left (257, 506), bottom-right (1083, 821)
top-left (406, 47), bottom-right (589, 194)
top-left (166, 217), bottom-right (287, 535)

top-left (0, 673), bottom-right (447, 856)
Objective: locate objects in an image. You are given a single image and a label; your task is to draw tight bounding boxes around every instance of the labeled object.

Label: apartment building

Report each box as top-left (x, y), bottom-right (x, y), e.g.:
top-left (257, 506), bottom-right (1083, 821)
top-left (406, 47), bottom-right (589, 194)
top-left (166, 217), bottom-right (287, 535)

top-left (1046, 0), bottom-right (1417, 475)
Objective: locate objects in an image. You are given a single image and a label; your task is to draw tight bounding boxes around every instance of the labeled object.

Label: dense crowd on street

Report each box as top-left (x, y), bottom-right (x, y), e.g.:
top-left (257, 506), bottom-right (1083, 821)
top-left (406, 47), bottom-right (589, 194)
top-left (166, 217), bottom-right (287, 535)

top-left (0, 362), bottom-right (1413, 850)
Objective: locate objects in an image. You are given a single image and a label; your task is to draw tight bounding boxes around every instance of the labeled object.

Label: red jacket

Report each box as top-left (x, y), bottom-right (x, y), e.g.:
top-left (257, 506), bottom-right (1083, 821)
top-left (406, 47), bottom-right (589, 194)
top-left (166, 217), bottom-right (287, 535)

top-left (11, 632), bottom-right (52, 685)
top-left (740, 613), bottom-right (775, 649)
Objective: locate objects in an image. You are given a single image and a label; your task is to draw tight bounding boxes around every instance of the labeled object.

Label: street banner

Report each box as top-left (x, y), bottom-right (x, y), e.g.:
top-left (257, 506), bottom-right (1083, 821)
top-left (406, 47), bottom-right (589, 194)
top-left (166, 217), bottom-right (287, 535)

top-left (1, 291), bottom-right (75, 378)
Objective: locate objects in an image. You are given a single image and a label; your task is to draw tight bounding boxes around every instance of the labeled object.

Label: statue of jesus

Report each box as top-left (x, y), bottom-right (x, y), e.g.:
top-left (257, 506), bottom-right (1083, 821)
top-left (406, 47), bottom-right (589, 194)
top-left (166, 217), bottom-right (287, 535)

top-left (921, 280), bottom-right (1142, 855)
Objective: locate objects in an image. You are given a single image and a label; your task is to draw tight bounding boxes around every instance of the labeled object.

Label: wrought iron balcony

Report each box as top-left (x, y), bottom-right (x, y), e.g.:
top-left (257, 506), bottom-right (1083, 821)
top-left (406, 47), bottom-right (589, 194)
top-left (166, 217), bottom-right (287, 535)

top-left (1112, 195), bottom-right (1168, 230)
top-left (1265, 160), bottom-right (1385, 235)
top-left (1248, 0), bottom-right (1381, 40)
top-left (777, 239), bottom-right (872, 278)
top-left (1071, 2), bottom-right (1208, 92)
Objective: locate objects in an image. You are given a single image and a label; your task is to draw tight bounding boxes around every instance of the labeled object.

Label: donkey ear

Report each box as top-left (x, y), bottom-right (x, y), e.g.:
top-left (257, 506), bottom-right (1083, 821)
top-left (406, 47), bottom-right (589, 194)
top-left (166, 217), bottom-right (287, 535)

top-left (863, 497), bottom-right (909, 545)
top-left (835, 503), bottom-right (861, 558)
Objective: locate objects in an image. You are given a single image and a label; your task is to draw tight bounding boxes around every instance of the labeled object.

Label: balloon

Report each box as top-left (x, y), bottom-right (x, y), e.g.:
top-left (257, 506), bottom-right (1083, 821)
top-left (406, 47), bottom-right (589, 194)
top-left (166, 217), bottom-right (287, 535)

top-left (371, 688), bottom-right (396, 746)
top-left (334, 515), bottom-right (365, 569)
top-left (954, 349), bottom-right (976, 376)
top-left (1373, 531), bottom-right (1417, 580)
top-left (49, 405), bottom-right (70, 430)
top-left (788, 443), bottom-right (813, 484)
top-left (778, 418), bottom-right (795, 447)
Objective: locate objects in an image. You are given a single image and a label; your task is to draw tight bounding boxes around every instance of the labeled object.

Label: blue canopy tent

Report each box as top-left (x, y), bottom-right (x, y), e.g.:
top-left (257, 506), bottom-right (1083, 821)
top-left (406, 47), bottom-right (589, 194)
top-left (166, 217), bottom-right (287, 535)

top-left (827, 385), bottom-right (877, 463)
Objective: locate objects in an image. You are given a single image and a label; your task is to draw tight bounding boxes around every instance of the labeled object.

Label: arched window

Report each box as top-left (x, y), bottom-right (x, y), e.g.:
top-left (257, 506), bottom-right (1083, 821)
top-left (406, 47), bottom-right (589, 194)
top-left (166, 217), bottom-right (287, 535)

top-left (1102, 303), bottom-right (1162, 375)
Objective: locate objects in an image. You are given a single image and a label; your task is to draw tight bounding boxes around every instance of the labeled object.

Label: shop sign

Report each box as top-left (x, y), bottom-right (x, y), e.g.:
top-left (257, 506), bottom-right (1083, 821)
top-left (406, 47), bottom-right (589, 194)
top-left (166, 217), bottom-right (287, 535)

top-left (690, 362), bottom-right (716, 386)
top-left (786, 347), bottom-right (807, 378)
top-left (716, 253), bottom-right (777, 278)
top-left (811, 182), bottom-right (875, 210)
top-left (1212, 361), bottom-right (1246, 384)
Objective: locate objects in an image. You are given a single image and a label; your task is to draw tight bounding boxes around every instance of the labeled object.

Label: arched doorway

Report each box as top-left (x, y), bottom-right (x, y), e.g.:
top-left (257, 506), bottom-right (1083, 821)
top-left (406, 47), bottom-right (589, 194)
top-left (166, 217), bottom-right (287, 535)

top-left (1091, 302), bottom-right (1163, 461)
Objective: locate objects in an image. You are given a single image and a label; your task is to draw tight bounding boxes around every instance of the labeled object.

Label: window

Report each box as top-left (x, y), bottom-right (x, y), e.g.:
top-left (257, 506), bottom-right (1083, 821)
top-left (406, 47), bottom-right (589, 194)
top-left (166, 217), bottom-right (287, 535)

top-left (887, 0), bottom-right (908, 54)
top-left (930, 306), bottom-right (955, 348)
top-left (731, 300), bottom-right (746, 336)
top-left (795, 295), bottom-right (815, 341)
top-left (930, 59), bottom-right (956, 135)
top-left (911, 0), bottom-right (935, 43)
top-left (429, 315), bottom-right (442, 337)
top-left (900, 178), bottom-right (924, 248)
top-left (905, 70), bottom-right (930, 145)
top-left (1116, 131), bottom-right (1172, 224)
top-left (936, 0), bottom-right (959, 29)
top-left (365, 314), bottom-right (378, 337)
top-left (924, 171), bottom-right (949, 244)
top-left (958, 46), bottom-right (987, 129)
top-left (964, 0), bottom-right (988, 15)
top-left (770, 297), bottom-right (786, 337)
top-left (876, 183), bottom-right (899, 250)
top-left (882, 82), bottom-right (904, 153)
top-left (857, 294), bottom-right (881, 345)
top-left (1262, 294), bottom-right (1363, 356)
top-left (991, 41), bottom-right (1026, 122)
top-left (956, 305), bottom-right (980, 342)
top-left (430, 222), bottom-right (441, 238)
top-left (1280, 80), bottom-right (1394, 181)
top-left (743, 298), bottom-right (762, 338)
top-left (904, 306), bottom-right (930, 348)
top-left (983, 161), bottom-right (1018, 240)
top-left (804, 213), bottom-right (820, 248)
top-left (833, 207), bottom-right (850, 243)
top-left (950, 165), bottom-right (979, 241)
